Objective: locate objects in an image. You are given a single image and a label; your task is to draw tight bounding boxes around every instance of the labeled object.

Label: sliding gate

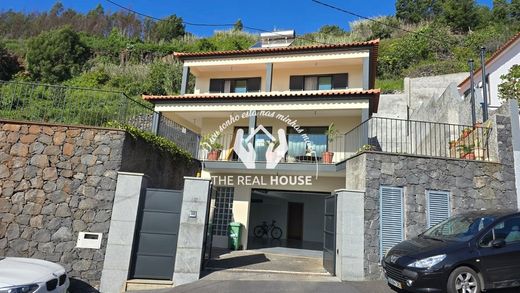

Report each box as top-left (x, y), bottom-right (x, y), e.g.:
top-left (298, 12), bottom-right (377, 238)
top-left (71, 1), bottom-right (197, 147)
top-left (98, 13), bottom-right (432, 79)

top-left (323, 194), bottom-right (337, 275)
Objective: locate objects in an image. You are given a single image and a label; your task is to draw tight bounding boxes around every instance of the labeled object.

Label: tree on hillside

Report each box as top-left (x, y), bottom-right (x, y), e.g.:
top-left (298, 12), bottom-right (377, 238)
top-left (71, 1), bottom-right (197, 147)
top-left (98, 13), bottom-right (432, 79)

top-left (512, 0), bottom-right (520, 21)
top-left (493, 0), bottom-right (510, 22)
top-left (499, 65), bottom-right (520, 102)
top-left (27, 27), bottom-right (90, 83)
top-left (318, 25), bottom-right (347, 36)
top-left (150, 15), bottom-right (185, 42)
top-left (395, 0), bottom-right (443, 23)
top-left (0, 42), bottom-right (21, 80)
top-left (441, 0), bottom-right (479, 32)
top-left (233, 19), bottom-right (243, 31)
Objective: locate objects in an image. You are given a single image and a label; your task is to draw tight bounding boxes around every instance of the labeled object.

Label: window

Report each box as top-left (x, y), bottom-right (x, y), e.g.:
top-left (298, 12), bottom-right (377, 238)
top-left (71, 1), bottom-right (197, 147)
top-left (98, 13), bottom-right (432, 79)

top-left (427, 190), bottom-right (450, 228)
top-left (232, 126), bottom-right (273, 162)
top-left (290, 73), bottom-right (348, 91)
top-left (286, 127), bottom-right (327, 161)
top-left (380, 186), bottom-right (404, 258)
top-left (424, 214), bottom-right (496, 242)
top-left (480, 216), bottom-right (520, 247)
top-left (213, 187), bottom-right (234, 236)
top-left (209, 78), bottom-right (261, 93)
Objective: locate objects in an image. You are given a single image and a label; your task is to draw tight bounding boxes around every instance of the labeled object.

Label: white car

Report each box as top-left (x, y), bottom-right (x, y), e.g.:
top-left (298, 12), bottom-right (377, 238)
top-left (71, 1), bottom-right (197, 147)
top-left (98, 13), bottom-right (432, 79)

top-left (0, 257), bottom-right (69, 293)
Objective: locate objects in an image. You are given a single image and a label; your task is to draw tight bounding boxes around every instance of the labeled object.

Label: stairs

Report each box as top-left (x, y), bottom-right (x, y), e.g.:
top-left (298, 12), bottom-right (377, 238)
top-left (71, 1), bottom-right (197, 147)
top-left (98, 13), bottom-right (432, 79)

top-left (124, 279), bottom-right (173, 291)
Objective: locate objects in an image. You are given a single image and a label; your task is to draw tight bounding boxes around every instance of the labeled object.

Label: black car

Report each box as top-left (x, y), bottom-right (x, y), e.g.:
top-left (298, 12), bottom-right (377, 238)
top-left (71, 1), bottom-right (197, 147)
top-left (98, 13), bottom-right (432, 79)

top-left (383, 209), bottom-right (520, 293)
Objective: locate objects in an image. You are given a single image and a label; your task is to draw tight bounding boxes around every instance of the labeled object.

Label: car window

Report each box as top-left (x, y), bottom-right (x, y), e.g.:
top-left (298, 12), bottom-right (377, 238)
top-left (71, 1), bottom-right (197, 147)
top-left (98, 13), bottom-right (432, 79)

top-left (480, 217), bottom-right (520, 247)
top-left (423, 215), bottom-right (496, 242)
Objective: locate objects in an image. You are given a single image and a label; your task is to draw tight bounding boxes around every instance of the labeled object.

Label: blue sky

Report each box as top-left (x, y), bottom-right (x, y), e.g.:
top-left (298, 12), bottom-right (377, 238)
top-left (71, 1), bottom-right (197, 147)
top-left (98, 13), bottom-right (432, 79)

top-left (1, 0), bottom-right (494, 36)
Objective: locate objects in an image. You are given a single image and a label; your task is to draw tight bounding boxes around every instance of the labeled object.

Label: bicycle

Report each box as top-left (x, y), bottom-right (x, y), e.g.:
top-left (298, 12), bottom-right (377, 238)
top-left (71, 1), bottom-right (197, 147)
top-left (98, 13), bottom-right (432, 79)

top-left (253, 220), bottom-right (283, 239)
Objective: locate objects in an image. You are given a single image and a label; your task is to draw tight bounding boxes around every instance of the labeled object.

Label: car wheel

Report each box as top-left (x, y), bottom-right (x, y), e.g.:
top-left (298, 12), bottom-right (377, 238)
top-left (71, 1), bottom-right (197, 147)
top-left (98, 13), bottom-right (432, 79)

top-left (447, 266), bottom-right (481, 293)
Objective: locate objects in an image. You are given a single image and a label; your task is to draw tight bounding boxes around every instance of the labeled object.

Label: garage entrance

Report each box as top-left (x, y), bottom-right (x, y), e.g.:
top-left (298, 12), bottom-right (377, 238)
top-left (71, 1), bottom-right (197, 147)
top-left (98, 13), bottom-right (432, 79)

top-left (248, 189), bottom-right (328, 254)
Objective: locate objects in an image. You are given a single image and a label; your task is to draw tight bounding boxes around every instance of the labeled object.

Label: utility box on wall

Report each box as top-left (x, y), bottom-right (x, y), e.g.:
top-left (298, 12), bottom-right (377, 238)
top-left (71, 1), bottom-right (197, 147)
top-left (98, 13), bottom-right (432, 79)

top-left (76, 232), bottom-right (103, 249)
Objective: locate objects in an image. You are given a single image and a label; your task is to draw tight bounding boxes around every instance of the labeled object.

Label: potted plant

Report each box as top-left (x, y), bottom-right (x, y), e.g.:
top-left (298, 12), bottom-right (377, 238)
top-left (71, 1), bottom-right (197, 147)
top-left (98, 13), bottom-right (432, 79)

top-left (474, 140), bottom-right (485, 160)
top-left (200, 134), bottom-right (223, 161)
top-left (322, 123), bottom-right (339, 164)
top-left (459, 144), bottom-right (475, 160)
top-left (461, 127), bottom-right (473, 139)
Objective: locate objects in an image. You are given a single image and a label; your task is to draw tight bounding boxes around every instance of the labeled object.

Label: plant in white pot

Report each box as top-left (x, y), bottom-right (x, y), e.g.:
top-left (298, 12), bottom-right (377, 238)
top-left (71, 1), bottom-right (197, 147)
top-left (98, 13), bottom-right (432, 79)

top-left (322, 122), bottom-right (339, 164)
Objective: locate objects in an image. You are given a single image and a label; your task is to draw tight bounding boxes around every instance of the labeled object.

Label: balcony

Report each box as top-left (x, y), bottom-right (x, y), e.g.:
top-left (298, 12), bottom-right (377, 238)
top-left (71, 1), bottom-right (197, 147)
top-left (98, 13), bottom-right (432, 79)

top-left (198, 117), bottom-right (492, 166)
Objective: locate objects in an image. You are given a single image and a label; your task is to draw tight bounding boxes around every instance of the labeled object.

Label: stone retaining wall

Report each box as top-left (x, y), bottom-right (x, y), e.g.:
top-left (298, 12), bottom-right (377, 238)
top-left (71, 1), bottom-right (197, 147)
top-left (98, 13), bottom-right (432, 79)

top-left (344, 101), bottom-right (518, 279)
top-left (0, 122), bottom-right (125, 287)
top-left (0, 120), bottom-right (199, 290)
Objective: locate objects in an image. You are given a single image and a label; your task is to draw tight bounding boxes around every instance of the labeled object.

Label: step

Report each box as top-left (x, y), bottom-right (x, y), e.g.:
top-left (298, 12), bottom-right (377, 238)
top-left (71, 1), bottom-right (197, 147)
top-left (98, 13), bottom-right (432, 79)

top-left (125, 279), bottom-right (173, 292)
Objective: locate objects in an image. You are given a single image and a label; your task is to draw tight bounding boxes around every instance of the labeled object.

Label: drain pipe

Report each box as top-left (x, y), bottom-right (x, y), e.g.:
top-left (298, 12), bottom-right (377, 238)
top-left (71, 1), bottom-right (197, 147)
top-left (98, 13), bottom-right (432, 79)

top-left (480, 47), bottom-right (489, 122)
top-left (468, 59), bottom-right (477, 126)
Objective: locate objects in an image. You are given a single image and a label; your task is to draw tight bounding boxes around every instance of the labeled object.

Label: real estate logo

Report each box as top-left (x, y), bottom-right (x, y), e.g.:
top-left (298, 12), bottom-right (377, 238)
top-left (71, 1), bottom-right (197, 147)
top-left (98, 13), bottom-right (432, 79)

top-left (234, 125), bottom-right (288, 169)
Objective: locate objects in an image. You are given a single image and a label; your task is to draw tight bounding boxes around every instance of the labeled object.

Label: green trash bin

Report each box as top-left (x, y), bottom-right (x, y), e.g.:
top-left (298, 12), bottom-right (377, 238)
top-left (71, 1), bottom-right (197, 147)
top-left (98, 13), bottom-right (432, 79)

top-left (228, 222), bottom-right (242, 250)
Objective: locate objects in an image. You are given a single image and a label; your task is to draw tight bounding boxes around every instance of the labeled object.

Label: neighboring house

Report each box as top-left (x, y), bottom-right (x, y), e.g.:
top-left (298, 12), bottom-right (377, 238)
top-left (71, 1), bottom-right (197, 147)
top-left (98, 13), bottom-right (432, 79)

top-left (143, 32), bottom-right (519, 282)
top-left (458, 31), bottom-right (520, 110)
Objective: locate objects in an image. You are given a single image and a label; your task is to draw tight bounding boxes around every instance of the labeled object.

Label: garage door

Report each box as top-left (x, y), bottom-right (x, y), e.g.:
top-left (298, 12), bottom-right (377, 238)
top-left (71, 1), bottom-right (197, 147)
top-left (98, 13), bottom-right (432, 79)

top-left (323, 195), bottom-right (336, 275)
top-left (130, 188), bottom-right (183, 280)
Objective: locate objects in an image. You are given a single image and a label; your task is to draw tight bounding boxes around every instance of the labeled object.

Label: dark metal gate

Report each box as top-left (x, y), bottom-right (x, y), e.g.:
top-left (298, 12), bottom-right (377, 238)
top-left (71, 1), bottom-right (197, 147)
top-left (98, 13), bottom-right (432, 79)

top-left (201, 185), bottom-right (216, 269)
top-left (130, 188), bottom-right (183, 280)
top-left (323, 194), bottom-right (336, 275)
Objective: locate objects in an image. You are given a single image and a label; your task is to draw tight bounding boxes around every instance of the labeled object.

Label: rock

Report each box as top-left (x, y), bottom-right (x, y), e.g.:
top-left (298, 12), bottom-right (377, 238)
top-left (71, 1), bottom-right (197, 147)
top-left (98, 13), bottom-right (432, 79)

top-left (30, 154), bottom-right (49, 168)
top-left (3, 124), bottom-right (21, 132)
top-left (22, 203), bottom-right (42, 215)
top-left (38, 242), bottom-right (55, 253)
top-left (6, 223), bottom-right (20, 240)
top-left (43, 146), bottom-right (60, 156)
top-left (32, 229), bottom-right (51, 243)
top-left (100, 177), bottom-right (116, 191)
top-left (61, 170), bottom-right (73, 178)
top-left (72, 220), bottom-right (87, 232)
top-left (96, 191), bottom-right (114, 201)
top-left (29, 177), bottom-right (43, 189)
top-left (38, 134), bottom-right (52, 145)
top-left (25, 189), bottom-right (45, 204)
top-left (0, 164), bottom-right (10, 179)
top-left (9, 143), bottom-right (29, 157)
top-left (15, 214), bottom-right (30, 225)
top-left (9, 168), bottom-right (24, 181)
top-left (88, 165), bottom-right (106, 176)
top-left (20, 227), bottom-right (33, 240)
top-left (86, 176), bottom-right (101, 186)
top-left (55, 241), bottom-right (75, 253)
top-left (29, 215), bottom-right (43, 228)
top-left (81, 210), bottom-right (96, 223)
top-left (94, 210), bottom-right (111, 222)
top-left (55, 204), bottom-right (71, 217)
top-left (72, 260), bottom-right (91, 272)
top-left (48, 190), bottom-right (68, 203)
top-left (28, 125), bottom-right (41, 134)
top-left (7, 132), bottom-right (19, 143)
top-left (11, 238), bottom-right (29, 252)
top-left (63, 143), bottom-right (74, 156)
top-left (24, 166), bottom-right (40, 179)
top-left (42, 126), bottom-right (54, 135)
top-left (53, 132), bottom-right (66, 145)
top-left (11, 157), bottom-right (27, 168)
top-left (29, 142), bottom-right (44, 154)
top-left (56, 178), bottom-right (72, 193)
top-left (78, 198), bottom-right (98, 210)
top-left (66, 129), bottom-right (81, 137)
top-left (19, 134), bottom-right (37, 144)
top-left (93, 145), bottom-right (110, 155)
top-left (41, 203), bottom-right (56, 215)
top-left (47, 218), bottom-right (61, 230)
top-left (11, 192), bottom-right (25, 204)
top-left (80, 154), bottom-right (97, 166)
top-left (51, 227), bottom-right (72, 241)
top-left (56, 161), bottom-right (72, 170)
top-left (0, 198), bottom-right (11, 213)
top-left (42, 181), bottom-right (57, 192)
top-left (42, 167), bottom-right (58, 180)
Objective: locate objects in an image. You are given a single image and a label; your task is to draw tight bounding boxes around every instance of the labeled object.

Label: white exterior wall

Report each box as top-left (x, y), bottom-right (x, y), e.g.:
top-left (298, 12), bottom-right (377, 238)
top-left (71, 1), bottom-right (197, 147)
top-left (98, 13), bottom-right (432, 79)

top-left (486, 44), bottom-right (520, 107)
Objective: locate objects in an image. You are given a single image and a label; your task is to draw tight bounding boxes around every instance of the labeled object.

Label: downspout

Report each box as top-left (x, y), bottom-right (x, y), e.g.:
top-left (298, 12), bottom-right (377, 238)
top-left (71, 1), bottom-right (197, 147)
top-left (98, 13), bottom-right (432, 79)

top-left (469, 59), bottom-right (476, 126)
top-left (480, 47), bottom-right (489, 122)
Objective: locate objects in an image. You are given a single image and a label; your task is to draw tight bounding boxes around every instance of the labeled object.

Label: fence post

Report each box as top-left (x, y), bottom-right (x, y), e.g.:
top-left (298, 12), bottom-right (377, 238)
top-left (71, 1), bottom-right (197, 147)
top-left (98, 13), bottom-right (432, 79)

top-left (151, 111), bottom-right (162, 135)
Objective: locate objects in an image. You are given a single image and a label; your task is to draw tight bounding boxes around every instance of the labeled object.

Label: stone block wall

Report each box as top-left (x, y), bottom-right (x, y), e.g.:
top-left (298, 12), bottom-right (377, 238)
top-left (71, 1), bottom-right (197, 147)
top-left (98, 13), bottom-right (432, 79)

top-left (344, 102), bottom-right (518, 280)
top-left (0, 121), bottom-right (125, 287)
top-left (0, 120), bottom-right (200, 289)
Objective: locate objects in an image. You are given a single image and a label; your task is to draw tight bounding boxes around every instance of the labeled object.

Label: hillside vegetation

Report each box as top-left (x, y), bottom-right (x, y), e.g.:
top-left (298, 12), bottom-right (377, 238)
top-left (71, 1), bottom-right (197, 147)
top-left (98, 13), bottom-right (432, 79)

top-left (0, 0), bottom-right (519, 95)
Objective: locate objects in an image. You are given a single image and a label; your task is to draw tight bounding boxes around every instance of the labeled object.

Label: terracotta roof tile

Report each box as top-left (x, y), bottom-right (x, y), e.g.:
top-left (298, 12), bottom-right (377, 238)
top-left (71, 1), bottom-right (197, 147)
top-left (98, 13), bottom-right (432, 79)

top-left (173, 39), bottom-right (380, 59)
top-left (143, 89), bottom-right (382, 113)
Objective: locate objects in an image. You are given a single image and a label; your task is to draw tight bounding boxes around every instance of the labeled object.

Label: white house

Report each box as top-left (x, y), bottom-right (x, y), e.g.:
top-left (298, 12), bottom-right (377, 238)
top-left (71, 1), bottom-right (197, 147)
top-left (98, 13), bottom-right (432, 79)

top-left (458, 31), bottom-right (520, 110)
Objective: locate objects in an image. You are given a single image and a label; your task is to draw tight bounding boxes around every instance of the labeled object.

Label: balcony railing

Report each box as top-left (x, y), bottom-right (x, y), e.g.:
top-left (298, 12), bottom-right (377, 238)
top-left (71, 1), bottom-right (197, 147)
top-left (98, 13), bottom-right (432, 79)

top-left (199, 118), bottom-right (492, 165)
top-left (343, 117), bottom-right (491, 161)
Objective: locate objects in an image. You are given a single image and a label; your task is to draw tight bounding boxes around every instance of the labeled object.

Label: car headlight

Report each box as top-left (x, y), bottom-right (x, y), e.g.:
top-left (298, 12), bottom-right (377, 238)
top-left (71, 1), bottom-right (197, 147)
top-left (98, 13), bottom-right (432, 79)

top-left (407, 254), bottom-right (446, 269)
top-left (0, 284), bottom-right (39, 293)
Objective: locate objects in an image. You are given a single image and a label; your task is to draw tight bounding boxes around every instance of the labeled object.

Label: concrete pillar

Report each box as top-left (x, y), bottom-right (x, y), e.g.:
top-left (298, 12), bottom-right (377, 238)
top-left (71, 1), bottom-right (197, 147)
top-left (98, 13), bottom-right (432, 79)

top-left (508, 100), bottom-right (520, 209)
top-left (362, 57), bottom-right (370, 90)
top-left (100, 172), bottom-right (148, 293)
top-left (180, 66), bottom-right (190, 95)
top-left (265, 63), bottom-right (273, 92)
top-left (361, 108), bottom-right (370, 145)
top-left (173, 177), bottom-right (212, 286)
top-left (335, 189), bottom-right (365, 281)
top-left (151, 111), bottom-right (162, 135)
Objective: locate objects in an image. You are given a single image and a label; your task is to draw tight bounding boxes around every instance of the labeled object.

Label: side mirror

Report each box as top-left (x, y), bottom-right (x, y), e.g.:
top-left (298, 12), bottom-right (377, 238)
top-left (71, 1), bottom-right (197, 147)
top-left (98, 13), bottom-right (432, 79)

top-left (491, 239), bottom-right (506, 248)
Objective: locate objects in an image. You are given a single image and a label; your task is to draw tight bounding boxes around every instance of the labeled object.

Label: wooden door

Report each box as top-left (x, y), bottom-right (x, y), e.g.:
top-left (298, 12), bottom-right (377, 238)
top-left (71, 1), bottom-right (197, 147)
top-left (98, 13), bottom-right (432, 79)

top-left (287, 202), bottom-right (304, 240)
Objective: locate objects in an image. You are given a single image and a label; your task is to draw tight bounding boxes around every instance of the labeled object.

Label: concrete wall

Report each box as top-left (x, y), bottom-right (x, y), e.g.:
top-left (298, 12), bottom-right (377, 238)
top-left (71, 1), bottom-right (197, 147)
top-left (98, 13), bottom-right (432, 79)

top-left (248, 192), bottom-right (326, 243)
top-left (342, 101), bottom-right (518, 280)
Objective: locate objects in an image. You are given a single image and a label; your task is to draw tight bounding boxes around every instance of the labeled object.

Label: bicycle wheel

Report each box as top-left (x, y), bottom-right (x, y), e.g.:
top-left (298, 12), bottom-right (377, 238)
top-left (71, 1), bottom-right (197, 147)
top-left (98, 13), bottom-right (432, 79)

top-left (254, 226), bottom-right (265, 238)
top-left (271, 227), bottom-right (282, 239)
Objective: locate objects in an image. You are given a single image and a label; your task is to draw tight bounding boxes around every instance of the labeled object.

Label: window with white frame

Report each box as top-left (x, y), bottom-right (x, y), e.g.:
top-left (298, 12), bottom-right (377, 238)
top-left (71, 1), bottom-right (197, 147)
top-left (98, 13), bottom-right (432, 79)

top-left (213, 187), bottom-right (234, 236)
